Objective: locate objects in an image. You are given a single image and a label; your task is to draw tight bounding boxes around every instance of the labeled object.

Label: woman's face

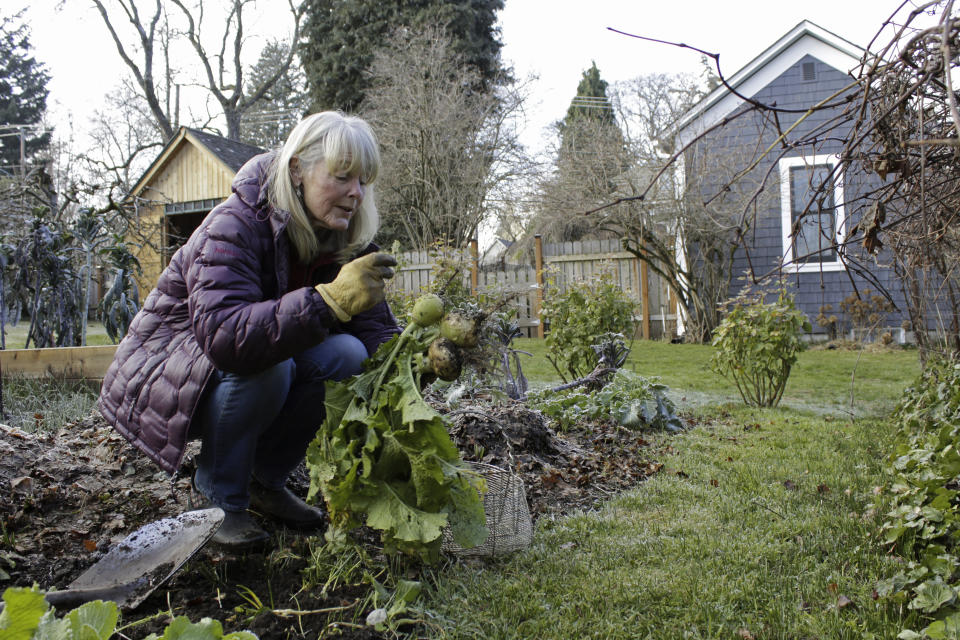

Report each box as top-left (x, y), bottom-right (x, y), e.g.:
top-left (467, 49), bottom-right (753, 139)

top-left (294, 158), bottom-right (365, 232)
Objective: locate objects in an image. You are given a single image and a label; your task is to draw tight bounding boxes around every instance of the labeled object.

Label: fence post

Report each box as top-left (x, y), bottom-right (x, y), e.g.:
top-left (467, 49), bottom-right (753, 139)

top-left (633, 256), bottom-right (651, 340)
top-left (470, 238), bottom-right (479, 296)
top-left (534, 234), bottom-right (545, 339)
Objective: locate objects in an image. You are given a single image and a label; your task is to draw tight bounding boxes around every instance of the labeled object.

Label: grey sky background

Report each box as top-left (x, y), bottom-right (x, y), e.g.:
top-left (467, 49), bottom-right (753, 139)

top-left (22, 1), bottom-right (910, 154)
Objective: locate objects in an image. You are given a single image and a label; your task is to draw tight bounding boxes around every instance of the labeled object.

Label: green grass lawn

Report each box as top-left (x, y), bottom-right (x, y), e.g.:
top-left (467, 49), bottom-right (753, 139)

top-left (418, 339), bottom-right (924, 639)
top-left (1, 320), bottom-right (115, 348)
top-left (424, 407), bottom-right (910, 639)
top-left (514, 337), bottom-right (920, 418)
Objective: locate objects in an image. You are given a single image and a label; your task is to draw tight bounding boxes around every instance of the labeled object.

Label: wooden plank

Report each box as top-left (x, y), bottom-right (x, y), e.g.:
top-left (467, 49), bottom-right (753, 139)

top-left (544, 251), bottom-right (635, 263)
top-left (1, 345), bottom-right (118, 380)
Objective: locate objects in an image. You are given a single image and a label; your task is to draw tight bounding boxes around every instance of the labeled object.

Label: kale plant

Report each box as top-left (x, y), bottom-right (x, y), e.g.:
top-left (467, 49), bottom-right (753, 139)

top-left (540, 265), bottom-right (636, 382)
top-left (98, 235), bottom-right (141, 343)
top-left (529, 369), bottom-right (684, 433)
top-left (9, 215), bottom-right (83, 348)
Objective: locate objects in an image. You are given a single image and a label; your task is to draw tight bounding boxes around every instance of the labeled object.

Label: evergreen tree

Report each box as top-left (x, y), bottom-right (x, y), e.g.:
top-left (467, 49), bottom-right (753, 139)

top-left (563, 61), bottom-right (616, 127)
top-left (540, 61), bottom-right (627, 241)
top-left (240, 40), bottom-right (310, 149)
top-left (300, 0), bottom-right (506, 113)
top-left (0, 10), bottom-right (50, 173)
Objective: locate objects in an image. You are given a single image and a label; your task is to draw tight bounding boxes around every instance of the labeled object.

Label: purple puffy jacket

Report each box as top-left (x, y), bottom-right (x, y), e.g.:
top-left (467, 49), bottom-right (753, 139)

top-left (98, 152), bottom-right (400, 475)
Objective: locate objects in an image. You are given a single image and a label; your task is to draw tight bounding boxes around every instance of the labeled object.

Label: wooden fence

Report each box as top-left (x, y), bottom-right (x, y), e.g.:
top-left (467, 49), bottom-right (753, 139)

top-left (0, 239), bottom-right (678, 380)
top-left (388, 236), bottom-right (678, 339)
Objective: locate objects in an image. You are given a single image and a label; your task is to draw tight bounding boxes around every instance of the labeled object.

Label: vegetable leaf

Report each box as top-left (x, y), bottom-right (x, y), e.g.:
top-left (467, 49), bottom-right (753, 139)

top-left (0, 586), bottom-right (49, 640)
top-left (307, 323), bottom-right (488, 561)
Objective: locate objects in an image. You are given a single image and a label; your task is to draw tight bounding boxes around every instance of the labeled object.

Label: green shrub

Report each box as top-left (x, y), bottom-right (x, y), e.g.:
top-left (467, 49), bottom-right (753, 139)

top-left (710, 289), bottom-right (810, 407)
top-left (528, 369), bottom-right (683, 432)
top-left (540, 266), bottom-right (636, 382)
top-left (875, 360), bottom-right (960, 638)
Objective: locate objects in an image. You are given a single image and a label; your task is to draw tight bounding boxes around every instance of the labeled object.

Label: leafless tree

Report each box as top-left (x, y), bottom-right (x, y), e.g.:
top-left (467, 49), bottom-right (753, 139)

top-left (84, 0), bottom-right (304, 141)
top-left (360, 25), bottom-right (532, 252)
top-left (838, 0), bottom-right (960, 359)
top-left (83, 79), bottom-right (166, 195)
top-left (528, 70), bottom-right (754, 341)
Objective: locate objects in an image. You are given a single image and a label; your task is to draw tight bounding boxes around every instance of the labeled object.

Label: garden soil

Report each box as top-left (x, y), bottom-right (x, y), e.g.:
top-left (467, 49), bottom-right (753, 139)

top-left (0, 397), bottom-right (665, 639)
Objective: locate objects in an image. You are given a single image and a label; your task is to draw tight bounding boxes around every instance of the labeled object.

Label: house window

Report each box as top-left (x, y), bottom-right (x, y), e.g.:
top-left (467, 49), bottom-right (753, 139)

top-left (779, 154), bottom-right (845, 272)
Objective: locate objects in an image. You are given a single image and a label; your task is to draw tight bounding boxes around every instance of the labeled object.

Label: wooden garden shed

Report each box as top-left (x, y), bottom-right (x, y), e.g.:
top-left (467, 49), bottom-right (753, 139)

top-left (126, 128), bottom-right (264, 298)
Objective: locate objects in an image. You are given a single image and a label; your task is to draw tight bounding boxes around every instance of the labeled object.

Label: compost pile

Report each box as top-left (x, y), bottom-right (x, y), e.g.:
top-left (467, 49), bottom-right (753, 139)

top-left (0, 396), bottom-right (665, 639)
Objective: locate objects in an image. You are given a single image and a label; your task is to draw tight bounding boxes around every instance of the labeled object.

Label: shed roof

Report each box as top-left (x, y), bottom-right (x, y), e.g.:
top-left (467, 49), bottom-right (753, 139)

top-left (128, 127), bottom-right (265, 199)
top-left (184, 128), bottom-right (266, 172)
top-left (671, 20), bottom-right (868, 148)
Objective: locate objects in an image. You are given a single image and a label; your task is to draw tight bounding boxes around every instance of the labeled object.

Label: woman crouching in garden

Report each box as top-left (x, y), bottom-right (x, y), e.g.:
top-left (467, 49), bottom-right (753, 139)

top-left (98, 112), bottom-right (400, 549)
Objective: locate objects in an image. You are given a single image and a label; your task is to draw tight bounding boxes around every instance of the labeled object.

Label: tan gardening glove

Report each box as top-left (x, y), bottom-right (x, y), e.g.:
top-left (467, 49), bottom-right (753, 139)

top-left (315, 252), bottom-right (397, 322)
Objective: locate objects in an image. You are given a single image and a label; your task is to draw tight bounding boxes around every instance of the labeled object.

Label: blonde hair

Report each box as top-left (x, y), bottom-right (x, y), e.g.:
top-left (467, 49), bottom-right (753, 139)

top-left (268, 111), bottom-right (381, 263)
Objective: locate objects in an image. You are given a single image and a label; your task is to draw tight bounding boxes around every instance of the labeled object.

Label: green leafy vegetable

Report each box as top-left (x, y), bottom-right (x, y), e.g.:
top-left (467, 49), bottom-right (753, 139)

top-left (144, 616), bottom-right (258, 639)
top-left (528, 369), bottom-right (683, 432)
top-left (306, 322), bottom-right (488, 562)
top-left (0, 586), bottom-right (49, 640)
top-left (0, 586), bottom-right (254, 640)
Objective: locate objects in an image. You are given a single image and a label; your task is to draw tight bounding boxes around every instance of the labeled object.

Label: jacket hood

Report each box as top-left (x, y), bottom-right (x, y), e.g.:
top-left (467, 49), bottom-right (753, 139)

top-left (232, 151), bottom-right (277, 210)
top-left (232, 151), bottom-right (291, 236)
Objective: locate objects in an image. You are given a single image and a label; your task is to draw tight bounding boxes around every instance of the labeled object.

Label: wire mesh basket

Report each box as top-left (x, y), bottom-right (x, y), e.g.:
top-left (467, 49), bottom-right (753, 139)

top-left (443, 461), bottom-right (533, 558)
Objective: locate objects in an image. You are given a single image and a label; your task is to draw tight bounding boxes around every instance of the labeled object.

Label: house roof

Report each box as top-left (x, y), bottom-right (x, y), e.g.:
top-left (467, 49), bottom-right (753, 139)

top-left (128, 127), bottom-right (265, 198)
top-left (671, 20), bottom-right (868, 148)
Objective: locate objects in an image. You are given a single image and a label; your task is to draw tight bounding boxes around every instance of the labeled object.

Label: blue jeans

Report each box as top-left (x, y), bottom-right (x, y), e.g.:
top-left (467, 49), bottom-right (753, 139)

top-left (193, 333), bottom-right (368, 511)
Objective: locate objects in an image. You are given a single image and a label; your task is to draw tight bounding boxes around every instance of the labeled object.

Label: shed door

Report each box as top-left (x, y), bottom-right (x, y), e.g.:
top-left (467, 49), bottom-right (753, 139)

top-left (163, 198), bottom-right (222, 265)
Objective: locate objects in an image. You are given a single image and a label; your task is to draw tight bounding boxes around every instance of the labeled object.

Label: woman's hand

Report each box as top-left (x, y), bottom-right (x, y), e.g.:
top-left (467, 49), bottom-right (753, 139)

top-left (315, 253), bottom-right (397, 321)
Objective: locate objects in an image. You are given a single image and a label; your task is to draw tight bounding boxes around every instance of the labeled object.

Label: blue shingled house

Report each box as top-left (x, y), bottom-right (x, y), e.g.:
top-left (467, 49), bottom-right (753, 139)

top-left (671, 20), bottom-right (907, 342)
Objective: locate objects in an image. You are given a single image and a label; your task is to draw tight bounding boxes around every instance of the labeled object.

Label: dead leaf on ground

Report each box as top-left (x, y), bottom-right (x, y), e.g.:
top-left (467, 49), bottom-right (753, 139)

top-left (737, 629), bottom-right (755, 639)
top-left (817, 483), bottom-right (830, 494)
top-left (783, 480), bottom-right (797, 490)
top-left (837, 595), bottom-right (854, 609)
top-left (11, 476), bottom-right (33, 493)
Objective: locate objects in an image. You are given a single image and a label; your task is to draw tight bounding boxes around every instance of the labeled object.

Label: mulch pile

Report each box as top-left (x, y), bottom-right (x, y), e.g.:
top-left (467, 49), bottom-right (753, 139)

top-left (443, 399), bottom-right (664, 518)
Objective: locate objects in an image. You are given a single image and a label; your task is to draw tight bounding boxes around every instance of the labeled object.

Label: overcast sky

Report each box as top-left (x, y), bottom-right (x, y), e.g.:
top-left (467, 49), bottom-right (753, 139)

top-left (21, 0), bottom-right (912, 153)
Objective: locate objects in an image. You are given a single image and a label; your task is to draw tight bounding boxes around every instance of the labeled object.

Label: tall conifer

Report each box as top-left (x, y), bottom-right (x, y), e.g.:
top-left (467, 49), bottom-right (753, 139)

top-left (0, 11), bottom-right (50, 172)
top-left (300, 0), bottom-right (506, 113)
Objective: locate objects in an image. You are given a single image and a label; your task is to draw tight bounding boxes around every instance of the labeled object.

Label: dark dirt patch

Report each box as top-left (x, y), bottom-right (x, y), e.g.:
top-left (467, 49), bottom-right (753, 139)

top-left (1, 397), bottom-right (666, 639)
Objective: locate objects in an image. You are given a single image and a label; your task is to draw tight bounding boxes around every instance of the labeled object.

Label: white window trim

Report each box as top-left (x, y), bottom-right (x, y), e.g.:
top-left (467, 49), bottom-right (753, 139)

top-left (779, 153), bottom-right (846, 273)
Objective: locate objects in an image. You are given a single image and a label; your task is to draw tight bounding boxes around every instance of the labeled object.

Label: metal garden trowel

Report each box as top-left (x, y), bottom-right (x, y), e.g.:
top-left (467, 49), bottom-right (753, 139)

top-left (3, 508), bottom-right (224, 612)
